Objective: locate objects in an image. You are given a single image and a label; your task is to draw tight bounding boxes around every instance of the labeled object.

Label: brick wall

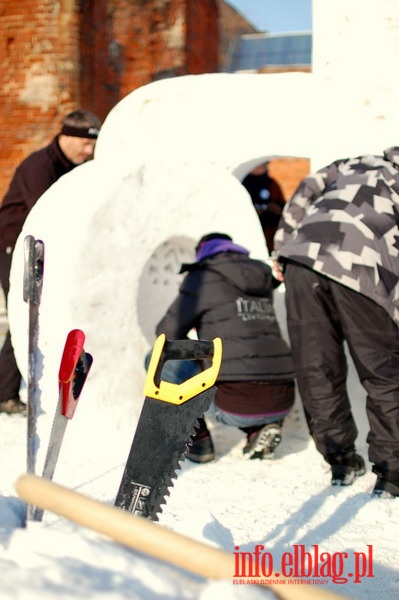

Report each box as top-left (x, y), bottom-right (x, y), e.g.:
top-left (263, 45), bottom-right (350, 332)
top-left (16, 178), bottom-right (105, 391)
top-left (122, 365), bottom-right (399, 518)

top-left (79, 0), bottom-right (119, 119)
top-left (268, 157), bottom-right (310, 200)
top-left (0, 0), bottom-right (308, 204)
top-left (109, 0), bottom-right (186, 95)
top-left (0, 0), bottom-right (80, 196)
top-left (0, 0), bottom-right (219, 200)
top-left (217, 0), bottom-right (257, 69)
top-left (186, 0), bottom-right (219, 73)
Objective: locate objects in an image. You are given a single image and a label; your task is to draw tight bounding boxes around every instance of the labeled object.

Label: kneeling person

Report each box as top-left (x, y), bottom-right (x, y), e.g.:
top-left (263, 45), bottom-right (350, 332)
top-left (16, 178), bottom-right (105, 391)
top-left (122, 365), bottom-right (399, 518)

top-left (155, 233), bottom-right (296, 462)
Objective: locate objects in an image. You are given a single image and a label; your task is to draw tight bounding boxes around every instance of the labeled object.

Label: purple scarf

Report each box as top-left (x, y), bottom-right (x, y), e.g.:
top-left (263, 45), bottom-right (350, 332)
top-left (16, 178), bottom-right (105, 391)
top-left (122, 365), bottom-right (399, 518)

top-left (196, 239), bottom-right (249, 262)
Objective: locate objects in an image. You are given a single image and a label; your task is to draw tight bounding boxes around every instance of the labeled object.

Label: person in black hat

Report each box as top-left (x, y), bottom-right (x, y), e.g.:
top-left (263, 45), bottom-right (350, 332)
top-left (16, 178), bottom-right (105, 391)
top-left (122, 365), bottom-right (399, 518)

top-left (0, 109), bottom-right (101, 414)
top-left (155, 232), bottom-right (296, 463)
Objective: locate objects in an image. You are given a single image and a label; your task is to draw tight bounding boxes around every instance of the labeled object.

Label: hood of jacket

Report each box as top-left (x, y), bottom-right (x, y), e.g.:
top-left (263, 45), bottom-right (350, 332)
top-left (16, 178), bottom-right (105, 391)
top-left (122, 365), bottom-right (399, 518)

top-left (181, 252), bottom-right (272, 297)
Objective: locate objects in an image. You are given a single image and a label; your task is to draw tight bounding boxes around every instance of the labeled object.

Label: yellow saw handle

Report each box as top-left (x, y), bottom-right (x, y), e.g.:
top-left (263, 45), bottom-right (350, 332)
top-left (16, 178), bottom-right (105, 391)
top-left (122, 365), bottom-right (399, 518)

top-left (144, 334), bottom-right (222, 405)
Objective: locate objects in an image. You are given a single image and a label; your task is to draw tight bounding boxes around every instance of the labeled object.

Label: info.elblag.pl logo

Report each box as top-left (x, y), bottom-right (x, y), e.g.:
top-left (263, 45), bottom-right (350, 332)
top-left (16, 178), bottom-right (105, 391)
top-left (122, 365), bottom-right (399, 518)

top-left (233, 544), bottom-right (374, 585)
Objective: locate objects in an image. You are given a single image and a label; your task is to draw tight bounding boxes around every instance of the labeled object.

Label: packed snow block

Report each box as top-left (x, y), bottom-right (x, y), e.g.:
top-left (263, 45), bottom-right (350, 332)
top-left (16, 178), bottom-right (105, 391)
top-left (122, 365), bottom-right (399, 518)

top-left (6, 68), bottom-right (379, 477)
top-left (95, 71), bottom-right (399, 174)
top-left (7, 157), bottom-right (267, 471)
top-left (95, 72), bottom-right (317, 172)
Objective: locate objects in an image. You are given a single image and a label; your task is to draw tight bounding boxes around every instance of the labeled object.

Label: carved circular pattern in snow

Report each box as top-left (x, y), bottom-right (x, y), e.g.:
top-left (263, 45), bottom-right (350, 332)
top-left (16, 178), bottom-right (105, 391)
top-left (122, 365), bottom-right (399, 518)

top-left (137, 235), bottom-right (194, 345)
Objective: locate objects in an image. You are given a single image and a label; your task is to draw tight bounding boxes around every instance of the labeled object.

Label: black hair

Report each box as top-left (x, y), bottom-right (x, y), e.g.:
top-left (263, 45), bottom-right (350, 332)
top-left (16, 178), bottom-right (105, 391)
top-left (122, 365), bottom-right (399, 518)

top-left (195, 232), bottom-right (232, 251)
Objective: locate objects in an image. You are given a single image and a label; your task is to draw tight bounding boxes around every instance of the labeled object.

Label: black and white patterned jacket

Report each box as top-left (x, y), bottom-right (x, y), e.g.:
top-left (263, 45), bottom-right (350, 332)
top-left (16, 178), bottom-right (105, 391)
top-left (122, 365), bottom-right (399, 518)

top-left (274, 147), bottom-right (399, 325)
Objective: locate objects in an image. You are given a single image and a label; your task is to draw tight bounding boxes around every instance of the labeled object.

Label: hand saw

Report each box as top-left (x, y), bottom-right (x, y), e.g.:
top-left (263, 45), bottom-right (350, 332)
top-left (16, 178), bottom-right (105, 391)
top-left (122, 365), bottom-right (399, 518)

top-left (114, 334), bottom-right (222, 521)
top-left (32, 329), bottom-right (92, 521)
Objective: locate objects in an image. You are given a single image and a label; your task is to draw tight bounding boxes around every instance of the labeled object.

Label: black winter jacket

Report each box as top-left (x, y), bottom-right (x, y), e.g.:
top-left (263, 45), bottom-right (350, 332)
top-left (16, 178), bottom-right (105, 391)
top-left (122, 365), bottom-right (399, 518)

top-left (156, 252), bottom-right (295, 382)
top-left (0, 136), bottom-right (75, 252)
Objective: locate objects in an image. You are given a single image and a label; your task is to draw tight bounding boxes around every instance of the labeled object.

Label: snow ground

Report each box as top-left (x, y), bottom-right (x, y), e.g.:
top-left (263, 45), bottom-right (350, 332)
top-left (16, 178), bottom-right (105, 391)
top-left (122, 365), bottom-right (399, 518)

top-left (1, 293), bottom-right (398, 600)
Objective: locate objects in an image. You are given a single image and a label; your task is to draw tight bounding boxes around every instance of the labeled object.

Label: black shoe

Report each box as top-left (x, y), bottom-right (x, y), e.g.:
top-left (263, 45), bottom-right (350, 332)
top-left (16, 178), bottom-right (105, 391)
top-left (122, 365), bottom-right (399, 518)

top-left (326, 448), bottom-right (366, 486)
top-left (0, 398), bottom-right (27, 415)
top-left (186, 418), bottom-right (215, 463)
top-left (186, 437), bottom-right (215, 463)
top-left (372, 469), bottom-right (399, 498)
top-left (243, 422), bottom-right (282, 460)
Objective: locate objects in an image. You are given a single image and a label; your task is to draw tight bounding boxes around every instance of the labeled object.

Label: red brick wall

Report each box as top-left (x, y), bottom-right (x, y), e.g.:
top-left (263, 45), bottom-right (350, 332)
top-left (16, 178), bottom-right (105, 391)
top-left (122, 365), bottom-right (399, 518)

top-left (268, 157), bottom-right (310, 201)
top-left (0, 0), bottom-right (80, 196)
top-left (0, 0), bottom-right (219, 200)
top-left (217, 0), bottom-right (258, 69)
top-left (79, 0), bottom-right (119, 120)
top-left (186, 0), bottom-right (219, 73)
top-left (0, 1), bottom-right (307, 204)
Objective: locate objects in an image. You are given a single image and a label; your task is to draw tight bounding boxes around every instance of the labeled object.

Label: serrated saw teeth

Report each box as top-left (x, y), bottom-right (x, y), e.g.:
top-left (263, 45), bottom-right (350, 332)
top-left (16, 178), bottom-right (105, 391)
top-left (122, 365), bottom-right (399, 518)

top-left (114, 337), bottom-right (222, 521)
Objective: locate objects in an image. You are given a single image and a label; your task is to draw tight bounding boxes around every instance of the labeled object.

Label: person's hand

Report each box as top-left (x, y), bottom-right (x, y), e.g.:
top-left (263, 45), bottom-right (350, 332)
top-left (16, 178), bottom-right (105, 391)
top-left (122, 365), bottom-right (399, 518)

top-left (272, 258), bottom-right (284, 282)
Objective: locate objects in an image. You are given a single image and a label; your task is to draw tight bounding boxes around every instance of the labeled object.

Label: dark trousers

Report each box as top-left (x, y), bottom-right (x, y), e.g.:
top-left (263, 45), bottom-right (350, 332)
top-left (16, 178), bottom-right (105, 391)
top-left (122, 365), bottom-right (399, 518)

top-left (0, 251), bottom-right (22, 402)
top-left (284, 262), bottom-right (399, 472)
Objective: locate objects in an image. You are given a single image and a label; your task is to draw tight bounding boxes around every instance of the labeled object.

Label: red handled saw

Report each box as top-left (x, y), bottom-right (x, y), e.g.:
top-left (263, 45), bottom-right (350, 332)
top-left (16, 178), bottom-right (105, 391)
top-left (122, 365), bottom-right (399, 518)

top-left (31, 329), bottom-right (92, 522)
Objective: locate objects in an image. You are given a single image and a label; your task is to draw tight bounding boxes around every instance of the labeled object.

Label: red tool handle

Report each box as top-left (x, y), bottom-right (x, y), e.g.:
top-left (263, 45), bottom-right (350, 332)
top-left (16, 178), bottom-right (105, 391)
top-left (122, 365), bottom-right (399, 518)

top-left (58, 329), bottom-right (90, 419)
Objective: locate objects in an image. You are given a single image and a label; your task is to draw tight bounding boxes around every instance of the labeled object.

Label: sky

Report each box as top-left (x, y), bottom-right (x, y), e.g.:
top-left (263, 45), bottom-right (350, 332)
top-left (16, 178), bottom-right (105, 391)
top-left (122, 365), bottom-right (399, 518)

top-left (226, 0), bottom-right (312, 33)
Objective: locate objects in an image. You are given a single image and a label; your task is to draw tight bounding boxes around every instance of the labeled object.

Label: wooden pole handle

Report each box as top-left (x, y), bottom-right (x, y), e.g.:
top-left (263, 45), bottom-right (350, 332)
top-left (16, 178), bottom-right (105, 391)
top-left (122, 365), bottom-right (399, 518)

top-left (15, 474), bottom-right (349, 600)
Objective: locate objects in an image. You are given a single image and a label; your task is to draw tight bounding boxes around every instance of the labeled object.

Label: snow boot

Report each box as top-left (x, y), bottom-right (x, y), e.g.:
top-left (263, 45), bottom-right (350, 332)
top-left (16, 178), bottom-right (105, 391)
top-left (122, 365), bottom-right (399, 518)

top-left (0, 398), bottom-right (27, 415)
top-left (186, 417), bottom-right (215, 463)
top-left (325, 447), bottom-right (365, 486)
top-left (242, 422), bottom-right (282, 460)
top-left (372, 468), bottom-right (399, 498)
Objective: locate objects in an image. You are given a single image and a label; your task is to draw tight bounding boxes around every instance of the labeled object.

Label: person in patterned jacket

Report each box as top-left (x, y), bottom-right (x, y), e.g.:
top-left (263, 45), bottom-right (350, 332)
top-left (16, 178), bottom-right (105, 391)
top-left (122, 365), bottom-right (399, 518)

top-left (273, 146), bottom-right (399, 498)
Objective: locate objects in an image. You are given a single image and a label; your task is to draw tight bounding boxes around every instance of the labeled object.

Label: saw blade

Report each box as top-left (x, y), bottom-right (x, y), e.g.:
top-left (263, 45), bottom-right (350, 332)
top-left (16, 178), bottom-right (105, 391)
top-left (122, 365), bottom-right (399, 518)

top-left (41, 350), bottom-right (92, 483)
top-left (32, 331), bottom-right (92, 522)
top-left (115, 387), bottom-right (215, 521)
top-left (40, 392), bottom-right (68, 483)
top-left (24, 236), bottom-right (45, 481)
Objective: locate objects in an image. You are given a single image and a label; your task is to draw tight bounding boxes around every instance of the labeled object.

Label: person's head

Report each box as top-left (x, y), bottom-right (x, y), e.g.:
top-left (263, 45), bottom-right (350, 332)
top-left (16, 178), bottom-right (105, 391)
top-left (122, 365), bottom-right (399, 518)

top-left (194, 232), bottom-right (249, 262)
top-left (58, 109), bottom-right (101, 165)
top-left (195, 232), bottom-right (232, 254)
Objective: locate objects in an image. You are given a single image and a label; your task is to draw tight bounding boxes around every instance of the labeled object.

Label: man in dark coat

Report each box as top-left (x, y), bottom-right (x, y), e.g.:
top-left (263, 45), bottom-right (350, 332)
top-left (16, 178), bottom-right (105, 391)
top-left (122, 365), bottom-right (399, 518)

top-left (273, 147), bottom-right (399, 497)
top-left (242, 162), bottom-right (286, 254)
top-left (0, 109), bottom-right (101, 414)
top-left (156, 233), bottom-right (296, 463)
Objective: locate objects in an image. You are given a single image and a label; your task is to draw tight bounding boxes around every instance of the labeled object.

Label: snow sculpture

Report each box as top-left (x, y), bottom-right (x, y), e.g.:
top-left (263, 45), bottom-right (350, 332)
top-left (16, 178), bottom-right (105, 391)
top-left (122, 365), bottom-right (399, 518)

top-left (7, 0), bottom-right (399, 468)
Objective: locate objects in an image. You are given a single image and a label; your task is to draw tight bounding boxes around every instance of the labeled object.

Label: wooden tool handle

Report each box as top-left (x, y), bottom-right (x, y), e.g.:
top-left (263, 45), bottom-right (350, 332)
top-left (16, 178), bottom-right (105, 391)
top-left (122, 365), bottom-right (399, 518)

top-left (15, 474), bottom-right (349, 600)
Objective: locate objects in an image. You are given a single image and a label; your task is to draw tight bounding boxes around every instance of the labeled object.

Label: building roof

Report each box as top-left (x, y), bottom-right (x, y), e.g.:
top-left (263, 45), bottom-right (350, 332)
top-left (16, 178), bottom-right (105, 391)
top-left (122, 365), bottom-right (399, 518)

top-left (223, 31), bottom-right (312, 73)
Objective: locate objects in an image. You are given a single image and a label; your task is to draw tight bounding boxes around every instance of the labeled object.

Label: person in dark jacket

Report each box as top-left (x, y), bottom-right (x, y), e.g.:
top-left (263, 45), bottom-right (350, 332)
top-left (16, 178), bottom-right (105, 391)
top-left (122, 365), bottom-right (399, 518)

top-left (273, 147), bottom-right (399, 497)
top-left (242, 162), bottom-right (286, 254)
top-left (0, 109), bottom-right (101, 414)
top-left (156, 232), bottom-right (296, 463)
